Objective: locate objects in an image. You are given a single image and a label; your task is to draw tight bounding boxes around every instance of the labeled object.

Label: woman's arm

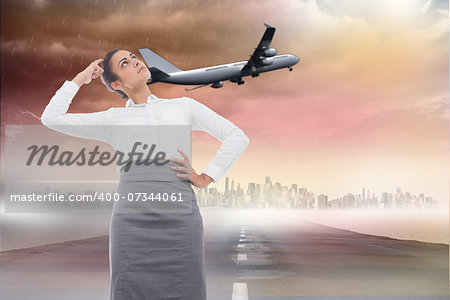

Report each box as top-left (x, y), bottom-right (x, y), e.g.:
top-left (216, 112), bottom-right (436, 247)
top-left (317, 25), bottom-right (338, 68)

top-left (40, 59), bottom-right (112, 144)
top-left (184, 96), bottom-right (250, 184)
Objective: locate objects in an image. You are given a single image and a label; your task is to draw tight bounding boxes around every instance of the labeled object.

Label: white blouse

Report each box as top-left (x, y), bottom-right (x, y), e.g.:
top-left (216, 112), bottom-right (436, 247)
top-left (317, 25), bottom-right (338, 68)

top-left (40, 80), bottom-right (250, 184)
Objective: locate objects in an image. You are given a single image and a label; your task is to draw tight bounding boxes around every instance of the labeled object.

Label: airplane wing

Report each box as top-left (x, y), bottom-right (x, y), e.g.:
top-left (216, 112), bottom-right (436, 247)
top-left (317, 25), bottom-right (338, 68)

top-left (241, 23), bottom-right (276, 73)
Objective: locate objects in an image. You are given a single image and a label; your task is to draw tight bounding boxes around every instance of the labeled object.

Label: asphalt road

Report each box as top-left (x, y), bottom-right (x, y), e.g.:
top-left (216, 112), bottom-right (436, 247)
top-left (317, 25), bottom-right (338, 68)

top-left (203, 209), bottom-right (449, 299)
top-left (0, 208), bottom-right (448, 299)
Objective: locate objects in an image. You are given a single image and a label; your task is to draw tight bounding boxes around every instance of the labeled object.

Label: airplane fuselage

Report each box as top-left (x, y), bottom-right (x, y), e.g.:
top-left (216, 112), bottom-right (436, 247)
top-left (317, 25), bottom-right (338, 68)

top-left (153, 54), bottom-right (299, 85)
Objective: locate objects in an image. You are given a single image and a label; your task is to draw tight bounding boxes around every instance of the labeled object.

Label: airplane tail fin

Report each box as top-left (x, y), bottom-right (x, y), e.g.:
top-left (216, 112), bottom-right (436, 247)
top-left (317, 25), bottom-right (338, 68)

top-left (138, 48), bottom-right (183, 82)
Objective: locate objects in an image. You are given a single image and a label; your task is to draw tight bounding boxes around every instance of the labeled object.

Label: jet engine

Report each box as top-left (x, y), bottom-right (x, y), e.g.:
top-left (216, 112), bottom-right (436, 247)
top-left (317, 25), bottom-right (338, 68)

top-left (263, 48), bottom-right (277, 57)
top-left (262, 57), bottom-right (273, 66)
top-left (211, 81), bottom-right (223, 88)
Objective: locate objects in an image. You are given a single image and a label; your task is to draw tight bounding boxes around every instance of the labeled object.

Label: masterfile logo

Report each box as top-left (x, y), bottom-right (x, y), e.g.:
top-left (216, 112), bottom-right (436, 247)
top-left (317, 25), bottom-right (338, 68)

top-left (4, 124), bottom-right (193, 214)
top-left (26, 142), bottom-right (172, 170)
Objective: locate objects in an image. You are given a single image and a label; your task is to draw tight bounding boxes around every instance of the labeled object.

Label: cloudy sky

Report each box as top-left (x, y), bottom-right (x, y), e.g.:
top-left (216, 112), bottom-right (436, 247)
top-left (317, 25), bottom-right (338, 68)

top-left (1, 0), bottom-right (449, 206)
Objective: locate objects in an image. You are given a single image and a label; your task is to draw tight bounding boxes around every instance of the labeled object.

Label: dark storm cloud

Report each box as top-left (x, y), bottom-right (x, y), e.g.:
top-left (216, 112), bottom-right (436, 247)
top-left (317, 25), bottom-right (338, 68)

top-left (2, 0), bottom-right (283, 127)
top-left (1, 0), bottom-right (273, 96)
top-left (2, 0), bottom-right (269, 63)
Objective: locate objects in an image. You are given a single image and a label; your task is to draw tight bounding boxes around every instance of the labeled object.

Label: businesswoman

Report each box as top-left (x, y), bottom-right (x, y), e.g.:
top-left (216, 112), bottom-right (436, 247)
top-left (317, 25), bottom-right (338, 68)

top-left (41, 49), bottom-right (250, 300)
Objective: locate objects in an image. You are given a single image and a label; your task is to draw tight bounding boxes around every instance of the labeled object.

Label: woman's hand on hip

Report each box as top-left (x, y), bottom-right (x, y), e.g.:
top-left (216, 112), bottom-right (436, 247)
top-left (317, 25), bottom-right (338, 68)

top-left (72, 59), bottom-right (104, 87)
top-left (169, 149), bottom-right (214, 188)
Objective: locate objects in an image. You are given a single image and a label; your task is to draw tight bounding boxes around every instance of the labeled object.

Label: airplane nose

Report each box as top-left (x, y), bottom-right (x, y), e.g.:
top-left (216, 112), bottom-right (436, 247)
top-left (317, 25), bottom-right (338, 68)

top-left (292, 55), bottom-right (300, 65)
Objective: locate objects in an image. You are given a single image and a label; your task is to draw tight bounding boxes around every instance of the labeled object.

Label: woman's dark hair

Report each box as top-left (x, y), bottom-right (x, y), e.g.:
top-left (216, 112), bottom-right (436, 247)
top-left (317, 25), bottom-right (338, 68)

top-left (100, 48), bottom-right (129, 100)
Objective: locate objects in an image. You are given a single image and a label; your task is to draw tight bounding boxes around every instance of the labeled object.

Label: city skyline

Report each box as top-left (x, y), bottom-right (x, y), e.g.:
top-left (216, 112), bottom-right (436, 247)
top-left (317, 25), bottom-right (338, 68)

top-left (3, 173), bottom-right (440, 213)
top-left (194, 175), bottom-right (440, 210)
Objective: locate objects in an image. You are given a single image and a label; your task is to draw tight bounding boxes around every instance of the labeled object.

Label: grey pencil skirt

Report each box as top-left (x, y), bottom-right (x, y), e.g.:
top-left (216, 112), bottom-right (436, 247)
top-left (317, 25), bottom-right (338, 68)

top-left (109, 161), bottom-right (206, 300)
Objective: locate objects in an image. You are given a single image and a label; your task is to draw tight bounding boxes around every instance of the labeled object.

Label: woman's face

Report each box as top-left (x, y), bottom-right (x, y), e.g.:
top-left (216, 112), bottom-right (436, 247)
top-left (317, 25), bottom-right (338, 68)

top-left (110, 49), bottom-right (151, 91)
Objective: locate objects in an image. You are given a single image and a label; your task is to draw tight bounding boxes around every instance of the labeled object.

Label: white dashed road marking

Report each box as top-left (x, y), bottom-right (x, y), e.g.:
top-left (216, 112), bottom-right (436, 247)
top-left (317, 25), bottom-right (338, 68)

top-left (234, 225), bottom-right (249, 299)
top-left (232, 282), bottom-right (248, 300)
top-left (237, 253), bottom-right (248, 261)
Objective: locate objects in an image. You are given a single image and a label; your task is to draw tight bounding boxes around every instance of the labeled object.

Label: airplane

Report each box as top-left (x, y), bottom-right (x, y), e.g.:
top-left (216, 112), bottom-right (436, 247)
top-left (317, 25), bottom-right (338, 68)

top-left (138, 23), bottom-right (300, 91)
